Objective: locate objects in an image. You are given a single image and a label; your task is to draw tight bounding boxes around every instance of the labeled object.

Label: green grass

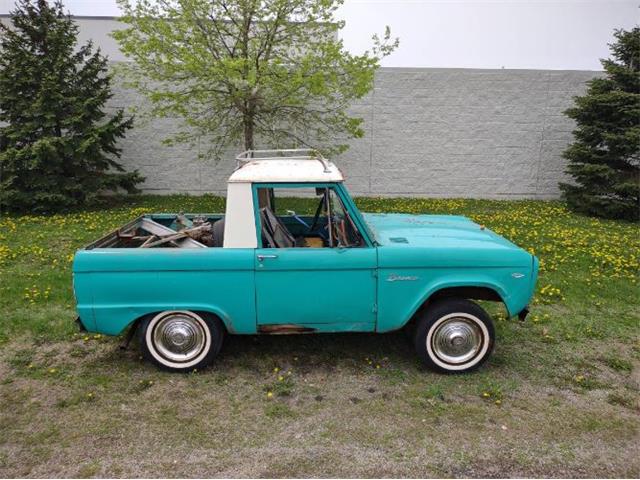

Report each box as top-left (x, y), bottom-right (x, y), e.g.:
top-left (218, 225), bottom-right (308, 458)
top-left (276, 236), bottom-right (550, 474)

top-left (0, 195), bottom-right (639, 477)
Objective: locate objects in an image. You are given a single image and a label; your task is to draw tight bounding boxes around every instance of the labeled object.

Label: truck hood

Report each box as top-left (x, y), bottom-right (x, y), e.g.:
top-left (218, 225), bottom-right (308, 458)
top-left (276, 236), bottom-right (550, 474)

top-left (362, 213), bottom-right (519, 251)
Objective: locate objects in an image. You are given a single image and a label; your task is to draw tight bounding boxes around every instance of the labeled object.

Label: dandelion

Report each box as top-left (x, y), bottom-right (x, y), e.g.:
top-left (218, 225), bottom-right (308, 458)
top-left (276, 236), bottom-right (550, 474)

top-left (266, 391), bottom-right (273, 398)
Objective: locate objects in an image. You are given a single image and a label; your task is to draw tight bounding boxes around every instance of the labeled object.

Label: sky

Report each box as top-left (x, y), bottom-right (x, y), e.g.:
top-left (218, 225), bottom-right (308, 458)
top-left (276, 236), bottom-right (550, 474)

top-left (0, 0), bottom-right (638, 70)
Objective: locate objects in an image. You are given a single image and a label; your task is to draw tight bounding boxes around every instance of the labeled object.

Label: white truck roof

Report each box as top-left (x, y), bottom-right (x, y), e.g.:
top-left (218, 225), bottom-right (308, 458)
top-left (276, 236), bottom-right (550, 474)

top-left (228, 150), bottom-right (344, 183)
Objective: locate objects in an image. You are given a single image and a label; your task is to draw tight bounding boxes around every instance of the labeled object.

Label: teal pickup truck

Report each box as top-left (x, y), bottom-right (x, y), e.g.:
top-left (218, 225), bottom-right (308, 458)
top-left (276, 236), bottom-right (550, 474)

top-left (73, 150), bottom-right (538, 373)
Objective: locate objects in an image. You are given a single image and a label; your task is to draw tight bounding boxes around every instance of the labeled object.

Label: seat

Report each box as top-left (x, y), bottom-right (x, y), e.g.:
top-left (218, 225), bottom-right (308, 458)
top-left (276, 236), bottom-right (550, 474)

top-left (260, 207), bottom-right (295, 248)
top-left (211, 218), bottom-right (225, 247)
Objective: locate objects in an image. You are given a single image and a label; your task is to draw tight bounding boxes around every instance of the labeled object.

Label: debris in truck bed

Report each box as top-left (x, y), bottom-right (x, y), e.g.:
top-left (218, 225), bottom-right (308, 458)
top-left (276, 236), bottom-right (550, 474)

top-left (140, 223), bottom-right (213, 248)
top-left (170, 212), bottom-right (194, 231)
top-left (86, 216), bottom-right (213, 249)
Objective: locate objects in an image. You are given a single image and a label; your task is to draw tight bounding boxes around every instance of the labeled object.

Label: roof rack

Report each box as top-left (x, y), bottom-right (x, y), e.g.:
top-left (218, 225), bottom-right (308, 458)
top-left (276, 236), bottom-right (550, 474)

top-left (235, 149), bottom-right (331, 173)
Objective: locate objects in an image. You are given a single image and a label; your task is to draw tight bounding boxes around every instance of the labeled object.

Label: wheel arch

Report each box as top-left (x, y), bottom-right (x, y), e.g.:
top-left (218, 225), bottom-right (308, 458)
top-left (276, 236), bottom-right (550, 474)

top-left (404, 284), bottom-right (508, 329)
top-left (103, 304), bottom-right (236, 337)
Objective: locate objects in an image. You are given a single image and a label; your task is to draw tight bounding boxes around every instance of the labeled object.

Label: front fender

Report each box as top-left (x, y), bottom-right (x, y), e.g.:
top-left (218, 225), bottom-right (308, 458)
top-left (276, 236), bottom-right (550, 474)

top-left (376, 267), bottom-right (531, 332)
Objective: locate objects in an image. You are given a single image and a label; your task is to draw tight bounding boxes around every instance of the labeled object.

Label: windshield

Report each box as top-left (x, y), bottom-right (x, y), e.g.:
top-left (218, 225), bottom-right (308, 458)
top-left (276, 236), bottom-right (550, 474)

top-left (335, 184), bottom-right (378, 246)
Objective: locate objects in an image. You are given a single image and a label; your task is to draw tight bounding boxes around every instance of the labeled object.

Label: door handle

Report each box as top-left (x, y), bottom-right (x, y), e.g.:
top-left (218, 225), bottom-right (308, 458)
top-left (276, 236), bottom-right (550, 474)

top-left (257, 254), bottom-right (278, 262)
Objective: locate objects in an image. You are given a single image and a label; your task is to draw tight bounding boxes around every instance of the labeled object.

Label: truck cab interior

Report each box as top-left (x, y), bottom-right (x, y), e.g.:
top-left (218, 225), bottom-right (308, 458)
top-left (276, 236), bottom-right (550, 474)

top-left (256, 186), bottom-right (365, 249)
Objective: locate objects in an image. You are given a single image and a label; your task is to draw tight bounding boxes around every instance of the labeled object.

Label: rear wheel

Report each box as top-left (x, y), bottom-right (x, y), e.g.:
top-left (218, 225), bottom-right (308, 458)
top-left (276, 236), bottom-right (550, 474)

top-left (415, 299), bottom-right (494, 373)
top-left (139, 310), bottom-right (224, 372)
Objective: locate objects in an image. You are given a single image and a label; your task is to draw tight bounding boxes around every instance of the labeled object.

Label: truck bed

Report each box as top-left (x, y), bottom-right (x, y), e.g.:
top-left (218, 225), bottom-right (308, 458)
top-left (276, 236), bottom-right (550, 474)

top-left (86, 214), bottom-right (224, 249)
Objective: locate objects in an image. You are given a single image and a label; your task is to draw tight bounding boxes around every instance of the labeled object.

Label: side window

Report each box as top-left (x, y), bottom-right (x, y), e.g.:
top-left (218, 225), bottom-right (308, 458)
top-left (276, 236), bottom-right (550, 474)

top-left (256, 186), bottom-right (366, 248)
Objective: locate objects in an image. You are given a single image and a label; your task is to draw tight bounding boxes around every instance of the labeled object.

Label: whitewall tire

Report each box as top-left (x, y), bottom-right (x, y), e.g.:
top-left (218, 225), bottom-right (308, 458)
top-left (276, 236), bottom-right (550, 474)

top-left (415, 299), bottom-right (495, 373)
top-left (139, 310), bottom-right (224, 372)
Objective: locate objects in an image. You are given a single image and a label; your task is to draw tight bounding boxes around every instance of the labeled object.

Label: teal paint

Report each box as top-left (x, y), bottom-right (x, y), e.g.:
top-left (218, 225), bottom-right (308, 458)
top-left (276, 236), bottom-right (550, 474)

top-left (365, 212), bottom-right (535, 331)
top-left (73, 248), bottom-right (257, 334)
top-left (255, 247), bottom-right (377, 330)
top-left (73, 184), bottom-right (538, 336)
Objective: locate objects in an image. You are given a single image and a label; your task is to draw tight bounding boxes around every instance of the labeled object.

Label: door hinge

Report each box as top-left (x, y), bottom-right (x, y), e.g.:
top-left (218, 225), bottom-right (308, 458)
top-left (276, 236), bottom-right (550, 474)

top-left (371, 270), bottom-right (378, 278)
top-left (372, 303), bottom-right (378, 313)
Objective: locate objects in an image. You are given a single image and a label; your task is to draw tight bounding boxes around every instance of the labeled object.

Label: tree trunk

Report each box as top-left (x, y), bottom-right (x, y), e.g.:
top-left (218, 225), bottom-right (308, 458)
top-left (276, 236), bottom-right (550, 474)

top-left (244, 111), bottom-right (270, 209)
top-left (243, 114), bottom-right (254, 151)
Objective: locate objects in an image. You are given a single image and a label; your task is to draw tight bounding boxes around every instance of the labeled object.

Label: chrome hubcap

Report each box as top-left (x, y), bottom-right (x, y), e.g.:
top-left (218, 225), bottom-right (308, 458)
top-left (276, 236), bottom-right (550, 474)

top-left (153, 314), bottom-right (206, 363)
top-left (432, 317), bottom-right (483, 365)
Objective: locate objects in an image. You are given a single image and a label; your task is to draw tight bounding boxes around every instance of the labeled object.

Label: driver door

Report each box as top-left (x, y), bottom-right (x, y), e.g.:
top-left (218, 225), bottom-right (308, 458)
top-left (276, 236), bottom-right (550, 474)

top-left (253, 183), bottom-right (377, 332)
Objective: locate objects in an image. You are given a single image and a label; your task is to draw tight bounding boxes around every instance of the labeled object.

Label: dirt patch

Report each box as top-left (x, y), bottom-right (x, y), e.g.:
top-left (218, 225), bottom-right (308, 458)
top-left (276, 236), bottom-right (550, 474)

top-left (1, 334), bottom-right (639, 478)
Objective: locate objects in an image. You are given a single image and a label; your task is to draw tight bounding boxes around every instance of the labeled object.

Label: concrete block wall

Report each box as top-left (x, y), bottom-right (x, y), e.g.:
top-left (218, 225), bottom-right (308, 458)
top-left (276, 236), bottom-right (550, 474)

top-left (108, 67), bottom-right (600, 199)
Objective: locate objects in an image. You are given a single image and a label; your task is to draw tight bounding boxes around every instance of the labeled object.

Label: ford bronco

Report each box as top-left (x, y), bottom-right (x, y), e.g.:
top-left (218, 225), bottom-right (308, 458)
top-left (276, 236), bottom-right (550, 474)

top-left (73, 149), bottom-right (538, 373)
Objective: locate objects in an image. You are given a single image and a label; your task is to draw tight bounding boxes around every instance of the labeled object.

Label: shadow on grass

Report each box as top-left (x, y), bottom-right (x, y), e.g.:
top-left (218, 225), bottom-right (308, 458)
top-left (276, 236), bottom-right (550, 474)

top-left (83, 330), bottom-right (425, 377)
top-left (220, 331), bottom-right (417, 367)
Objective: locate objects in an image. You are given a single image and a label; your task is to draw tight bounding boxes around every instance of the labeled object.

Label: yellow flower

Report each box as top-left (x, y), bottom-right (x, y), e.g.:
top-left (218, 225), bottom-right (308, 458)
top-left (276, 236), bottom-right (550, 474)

top-left (266, 391), bottom-right (273, 398)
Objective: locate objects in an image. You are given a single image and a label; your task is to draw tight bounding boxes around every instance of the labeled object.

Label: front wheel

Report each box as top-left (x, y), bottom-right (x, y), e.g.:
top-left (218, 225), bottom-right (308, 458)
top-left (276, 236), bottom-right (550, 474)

top-left (415, 299), bottom-right (495, 373)
top-left (139, 310), bottom-right (224, 372)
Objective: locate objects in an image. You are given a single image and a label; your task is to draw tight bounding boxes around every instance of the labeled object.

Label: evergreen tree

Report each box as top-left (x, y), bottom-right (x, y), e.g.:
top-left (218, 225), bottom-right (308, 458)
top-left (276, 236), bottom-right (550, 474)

top-left (0, 0), bottom-right (143, 212)
top-left (560, 28), bottom-right (640, 221)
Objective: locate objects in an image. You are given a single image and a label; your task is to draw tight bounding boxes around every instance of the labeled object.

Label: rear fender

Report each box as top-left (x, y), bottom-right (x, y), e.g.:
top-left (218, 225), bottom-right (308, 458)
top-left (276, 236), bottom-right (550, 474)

top-left (92, 303), bottom-right (243, 336)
